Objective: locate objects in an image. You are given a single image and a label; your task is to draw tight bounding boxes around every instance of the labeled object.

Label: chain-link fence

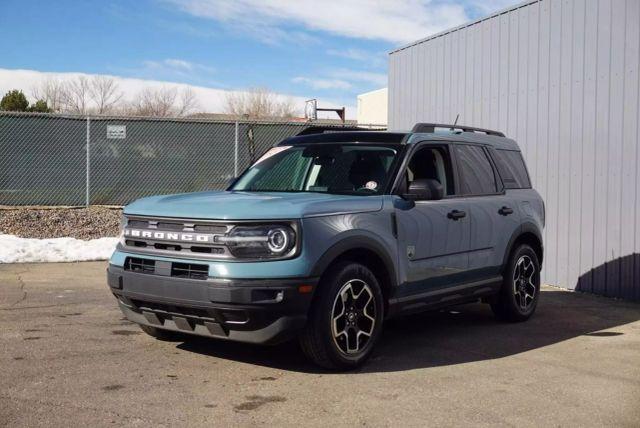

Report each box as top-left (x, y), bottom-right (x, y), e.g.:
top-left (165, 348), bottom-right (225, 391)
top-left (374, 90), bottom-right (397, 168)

top-left (0, 112), bottom-right (385, 206)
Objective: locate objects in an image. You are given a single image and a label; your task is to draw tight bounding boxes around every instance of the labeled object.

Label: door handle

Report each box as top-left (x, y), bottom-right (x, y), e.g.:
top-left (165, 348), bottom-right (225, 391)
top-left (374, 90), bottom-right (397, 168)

top-left (447, 209), bottom-right (466, 220)
top-left (498, 206), bottom-right (514, 216)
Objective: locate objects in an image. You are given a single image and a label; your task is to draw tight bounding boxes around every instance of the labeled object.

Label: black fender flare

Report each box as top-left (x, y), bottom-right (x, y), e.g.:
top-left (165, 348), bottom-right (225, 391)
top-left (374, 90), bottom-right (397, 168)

top-left (502, 222), bottom-right (544, 269)
top-left (309, 234), bottom-right (398, 288)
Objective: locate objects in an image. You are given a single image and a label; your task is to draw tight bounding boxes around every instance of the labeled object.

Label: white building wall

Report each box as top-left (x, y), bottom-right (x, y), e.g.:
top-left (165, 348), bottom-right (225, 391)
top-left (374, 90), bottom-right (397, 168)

top-left (389, 0), bottom-right (640, 300)
top-left (357, 88), bottom-right (388, 125)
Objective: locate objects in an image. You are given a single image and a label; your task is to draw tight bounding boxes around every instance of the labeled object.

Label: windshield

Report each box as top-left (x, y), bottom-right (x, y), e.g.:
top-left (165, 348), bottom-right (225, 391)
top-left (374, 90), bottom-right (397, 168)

top-left (231, 144), bottom-right (399, 195)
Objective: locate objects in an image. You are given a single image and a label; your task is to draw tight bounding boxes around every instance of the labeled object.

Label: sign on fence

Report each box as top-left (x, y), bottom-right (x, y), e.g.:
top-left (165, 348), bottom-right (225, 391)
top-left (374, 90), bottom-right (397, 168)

top-left (106, 125), bottom-right (126, 139)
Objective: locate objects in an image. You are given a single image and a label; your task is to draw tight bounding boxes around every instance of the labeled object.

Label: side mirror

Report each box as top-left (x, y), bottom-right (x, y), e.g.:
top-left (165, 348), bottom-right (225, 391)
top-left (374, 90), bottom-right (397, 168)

top-left (403, 178), bottom-right (444, 201)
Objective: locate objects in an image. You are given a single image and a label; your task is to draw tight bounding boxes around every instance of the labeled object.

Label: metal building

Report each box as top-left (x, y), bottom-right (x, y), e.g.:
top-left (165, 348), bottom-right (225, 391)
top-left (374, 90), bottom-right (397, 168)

top-left (388, 0), bottom-right (640, 300)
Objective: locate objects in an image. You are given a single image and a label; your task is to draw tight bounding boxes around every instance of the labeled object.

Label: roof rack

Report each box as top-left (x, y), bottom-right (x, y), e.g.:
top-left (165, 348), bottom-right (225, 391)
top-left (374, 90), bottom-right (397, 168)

top-left (411, 123), bottom-right (505, 137)
top-left (296, 126), bottom-right (381, 136)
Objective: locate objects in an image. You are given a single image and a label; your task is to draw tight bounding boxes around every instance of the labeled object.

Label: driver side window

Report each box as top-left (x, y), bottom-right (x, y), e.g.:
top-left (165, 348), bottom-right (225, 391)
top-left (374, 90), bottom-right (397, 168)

top-left (403, 146), bottom-right (455, 196)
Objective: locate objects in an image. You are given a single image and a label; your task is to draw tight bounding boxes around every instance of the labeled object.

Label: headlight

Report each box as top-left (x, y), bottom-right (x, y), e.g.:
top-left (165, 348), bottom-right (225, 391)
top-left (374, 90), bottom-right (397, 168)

top-left (118, 214), bottom-right (127, 245)
top-left (217, 224), bottom-right (297, 259)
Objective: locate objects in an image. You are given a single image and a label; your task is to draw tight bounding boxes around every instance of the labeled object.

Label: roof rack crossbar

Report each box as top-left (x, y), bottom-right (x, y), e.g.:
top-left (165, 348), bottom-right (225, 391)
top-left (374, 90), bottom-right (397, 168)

top-left (411, 123), bottom-right (505, 137)
top-left (296, 126), bottom-right (379, 136)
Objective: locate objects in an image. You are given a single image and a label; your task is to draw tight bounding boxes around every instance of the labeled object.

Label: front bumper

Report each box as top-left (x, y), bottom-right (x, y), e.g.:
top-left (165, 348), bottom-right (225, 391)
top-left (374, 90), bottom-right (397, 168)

top-left (107, 265), bottom-right (317, 345)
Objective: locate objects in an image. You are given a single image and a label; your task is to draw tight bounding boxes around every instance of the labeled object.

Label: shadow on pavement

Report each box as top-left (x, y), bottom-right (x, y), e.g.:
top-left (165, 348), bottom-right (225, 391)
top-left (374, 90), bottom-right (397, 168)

top-left (176, 288), bottom-right (640, 374)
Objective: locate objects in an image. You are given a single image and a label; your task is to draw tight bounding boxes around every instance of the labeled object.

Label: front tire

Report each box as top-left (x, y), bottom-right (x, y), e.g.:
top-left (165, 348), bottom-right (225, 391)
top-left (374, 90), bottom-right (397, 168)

top-left (491, 244), bottom-right (540, 322)
top-left (299, 261), bottom-right (384, 370)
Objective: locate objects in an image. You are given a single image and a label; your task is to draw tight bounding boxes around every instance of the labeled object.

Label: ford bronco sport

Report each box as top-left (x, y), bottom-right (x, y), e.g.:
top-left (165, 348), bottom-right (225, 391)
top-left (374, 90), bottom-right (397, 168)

top-left (107, 123), bottom-right (544, 369)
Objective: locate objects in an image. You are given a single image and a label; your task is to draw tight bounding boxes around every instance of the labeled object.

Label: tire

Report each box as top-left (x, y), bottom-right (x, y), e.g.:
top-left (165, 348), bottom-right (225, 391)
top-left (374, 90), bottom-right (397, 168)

top-left (299, 261), bottom-right (384, 370)
top-left (491, 244), bottom-right (541, 322)
top-left (139, 324), bottom-right (186, 341)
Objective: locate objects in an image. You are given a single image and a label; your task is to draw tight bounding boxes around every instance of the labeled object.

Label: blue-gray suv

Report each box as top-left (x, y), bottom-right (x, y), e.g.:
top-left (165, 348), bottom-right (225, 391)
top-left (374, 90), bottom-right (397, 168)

top-left (107, 123), bottom-right (545, 369)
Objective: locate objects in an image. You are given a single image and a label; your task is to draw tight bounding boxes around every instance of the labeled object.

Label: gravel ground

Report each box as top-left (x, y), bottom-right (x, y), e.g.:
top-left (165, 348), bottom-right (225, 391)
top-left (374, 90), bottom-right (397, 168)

top-left (1, 263), bottom-right (639, 427)
top-left (0, 207), bottom-right (122, 240)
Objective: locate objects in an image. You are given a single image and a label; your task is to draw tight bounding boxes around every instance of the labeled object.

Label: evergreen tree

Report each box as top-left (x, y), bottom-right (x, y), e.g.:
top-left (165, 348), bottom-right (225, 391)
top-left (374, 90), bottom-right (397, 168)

top-left (0, 89), bottom-right (29, 111)
top-left (27, 99), bottom-right (52, 113)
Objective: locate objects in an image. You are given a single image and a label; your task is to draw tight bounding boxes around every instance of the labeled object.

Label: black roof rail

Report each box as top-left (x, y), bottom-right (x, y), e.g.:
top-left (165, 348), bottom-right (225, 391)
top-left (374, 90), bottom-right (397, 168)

top-left (296, 126), bottom-right (383, 136)
top-left (411, 123), bottom-right (505, 137)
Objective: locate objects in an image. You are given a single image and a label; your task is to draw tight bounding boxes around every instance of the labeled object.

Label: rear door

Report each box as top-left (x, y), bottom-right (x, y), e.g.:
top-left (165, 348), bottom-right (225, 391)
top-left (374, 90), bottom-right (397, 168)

top-left (451, 144), bottom-right (521, 280)
top-left (393, 142), bottom-right (471, 295)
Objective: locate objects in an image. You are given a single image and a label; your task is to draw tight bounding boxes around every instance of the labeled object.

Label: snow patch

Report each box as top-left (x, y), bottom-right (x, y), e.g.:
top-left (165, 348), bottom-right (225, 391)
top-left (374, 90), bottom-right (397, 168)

top-left (0, 234), bottom-right (118, 263)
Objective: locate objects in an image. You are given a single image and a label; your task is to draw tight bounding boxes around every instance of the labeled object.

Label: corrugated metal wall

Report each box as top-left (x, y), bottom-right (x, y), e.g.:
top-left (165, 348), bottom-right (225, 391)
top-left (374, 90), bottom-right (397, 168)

top-left (389, 0), bottom-right (640, 300)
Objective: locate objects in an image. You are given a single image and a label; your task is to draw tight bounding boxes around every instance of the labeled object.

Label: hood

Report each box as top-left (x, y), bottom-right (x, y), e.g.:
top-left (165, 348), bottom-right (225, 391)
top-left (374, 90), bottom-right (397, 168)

top-left (123, 191), bottom-right (383, 220)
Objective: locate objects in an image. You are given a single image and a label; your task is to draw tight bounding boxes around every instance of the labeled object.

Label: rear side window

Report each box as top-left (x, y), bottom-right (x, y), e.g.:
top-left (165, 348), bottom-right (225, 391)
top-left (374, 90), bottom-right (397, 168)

top-left (454, 145), bottom-right (497, 195)
top-left (492, 149), bottom-right (531, 189)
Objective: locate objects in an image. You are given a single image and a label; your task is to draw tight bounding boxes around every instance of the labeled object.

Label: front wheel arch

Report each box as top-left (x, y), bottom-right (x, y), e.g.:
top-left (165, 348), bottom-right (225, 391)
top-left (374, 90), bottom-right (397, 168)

top-left (309, 236), bottom-right (396, 316)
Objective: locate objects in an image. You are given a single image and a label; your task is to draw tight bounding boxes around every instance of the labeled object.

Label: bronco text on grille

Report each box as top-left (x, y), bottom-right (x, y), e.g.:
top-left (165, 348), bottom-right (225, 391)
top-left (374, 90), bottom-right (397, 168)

top-left (124, 229), bottom-right (215, 243)
top-left (121, 216), bottom-right (231, 258)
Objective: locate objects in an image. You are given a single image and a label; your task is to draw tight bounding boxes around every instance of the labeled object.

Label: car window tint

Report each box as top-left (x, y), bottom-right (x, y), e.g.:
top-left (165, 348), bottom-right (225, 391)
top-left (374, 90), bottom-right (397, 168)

top-left (406, 146), bottom-right (455, 196)
top-left (233, 144), bottom-right (398, 195)
top-left (454, 145), bottom-right (497, 195)
top-left (251, 149), bottom-right (310, 191)
top-left (493, 149), bottom-right (531, 189)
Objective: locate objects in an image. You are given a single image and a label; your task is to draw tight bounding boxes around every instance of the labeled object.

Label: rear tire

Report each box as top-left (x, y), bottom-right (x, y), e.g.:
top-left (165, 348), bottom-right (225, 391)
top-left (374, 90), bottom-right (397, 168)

top-left (299, 261), bottom-right (384, 370)
top-left (491, 244), bottom-right (540, 322)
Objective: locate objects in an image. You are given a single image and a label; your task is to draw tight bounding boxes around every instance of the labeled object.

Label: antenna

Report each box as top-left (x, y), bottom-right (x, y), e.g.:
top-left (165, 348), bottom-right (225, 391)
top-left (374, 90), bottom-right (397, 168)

top-left (451, 114), bottom-right (459, 131)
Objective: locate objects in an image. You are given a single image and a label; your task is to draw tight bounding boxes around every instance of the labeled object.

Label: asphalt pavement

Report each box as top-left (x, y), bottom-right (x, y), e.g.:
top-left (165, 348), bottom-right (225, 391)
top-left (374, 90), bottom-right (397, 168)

top-left (1, 262), bottom-right (639, 427)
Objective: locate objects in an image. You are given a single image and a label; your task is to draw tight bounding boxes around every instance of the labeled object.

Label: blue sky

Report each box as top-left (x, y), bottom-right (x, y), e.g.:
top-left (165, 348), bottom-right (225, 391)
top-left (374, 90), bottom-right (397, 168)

top-left (0, 0), bottom-right (519, 113)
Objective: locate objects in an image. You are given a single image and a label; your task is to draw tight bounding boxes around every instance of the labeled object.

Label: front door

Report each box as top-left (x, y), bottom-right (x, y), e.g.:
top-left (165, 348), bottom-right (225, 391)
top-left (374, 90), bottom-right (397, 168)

top-left (393, 143), bottom-right (471, 299)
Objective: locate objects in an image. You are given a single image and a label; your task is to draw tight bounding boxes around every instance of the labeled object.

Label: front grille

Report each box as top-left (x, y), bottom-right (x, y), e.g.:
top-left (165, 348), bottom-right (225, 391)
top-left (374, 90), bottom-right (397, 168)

top-left (171, 262), bottom-right (209, 280)
top-left (124, 257), bottom-right (155, 274)
top-left (123, 216), bottom-right (232, 259)
top-left (128, 220), bottom-right (149, 228)
top-left (191, 246), bottom-right (225, 254)
top-left (126, 219), bottom-right (228, 234)
top-left (154, 243), bottom-right (182, 251)
top-left (194, 224), bottom-right (227, 233)
top-left (156, 222), bottom-right (184, 231)
top-left (123, 257), bottom-right (208, 280)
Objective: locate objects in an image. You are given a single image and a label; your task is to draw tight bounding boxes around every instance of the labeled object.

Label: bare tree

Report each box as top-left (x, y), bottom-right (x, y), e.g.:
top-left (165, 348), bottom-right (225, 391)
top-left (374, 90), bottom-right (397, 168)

top-left (89, 76), bottom-right (123, 114)
top-left (129, 87), bottom-right (177, 117)
top-left (225, 87), bottom-right (297, 119)
top-left (31, 78), bottom-right (66, 112)
top-left (273, 95), bottom-right (297, 118)
top-left (175, 87), bottom-right (199, 116)
top-left (129, 86), bottom-right (200, 117)
top-left (32, 77), bottom-right (197, 117)
top-left (61, 76), bottom-right (92, 114)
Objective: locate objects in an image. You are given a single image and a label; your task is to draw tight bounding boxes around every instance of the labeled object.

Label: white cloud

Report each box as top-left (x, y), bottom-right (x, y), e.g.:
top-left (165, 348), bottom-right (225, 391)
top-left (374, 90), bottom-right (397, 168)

top-left (330, 69), bottom-right (387, 87)
top-left (466, 0), bottom-right (522, 16)
top-left (326, 48), bottom-right (387, 68)
top-left (145, 58), bottom-right (194, 71)
top-left (167, 0), bottom-right (470, 44)
top-left (136, 58), bottom-right (216, 84)
top-left (292, 76), bottom-right (351, 90)
top-left (293, 69), bottom-right (387, 93)
top-left (0, 68), bottom-right (356, 119)
top-left (326, 48), bottom-right (372, 62)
